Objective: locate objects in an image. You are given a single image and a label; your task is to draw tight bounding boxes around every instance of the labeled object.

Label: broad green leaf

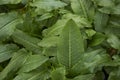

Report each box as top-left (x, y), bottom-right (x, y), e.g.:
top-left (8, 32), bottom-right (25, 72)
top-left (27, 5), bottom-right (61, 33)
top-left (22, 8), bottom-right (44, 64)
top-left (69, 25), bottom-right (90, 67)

top-left (30, 0), bottom-right (67, 14)
top-left (14, 66), bottom-right (50, 80)
top-left (43, 13), bottom-right (91, 37)
top-left (94, 11), bottom-right (109, 32)
top-left (38, 36), bottom-right (58, 56)
top-left (57, 19), bottom-right (84, 70)
top-left (42, 47), bottom-right (57, 57)
top-left (36, 13), bottom-right (53, 21)
top-left (62, 13), bottom-right (92, 28)
top-left (92, 0), bottom-right (120, 14)
top-left (12, 29), bottom-right (42, 54)
top-left (83, 49), bottom-right (110, 73)
top-left (92, 0), bottom-right (115, 14)
top-left (0, 49), bottom-right (30, 80)
top-left (0, 12), bottom-right (23, 41)
top-left (38, 36), bottom-right (59, 48)
top-left (67, 74), bottom-right (95, 80)
top-left (51, 67), bottom-right (66, 80)
top-left (89, 32), bottom-right (106, 46)
top-left (107, 34), bottom-right (120, 50)
top-left (0, 0), bottom-right (22, 5)
top-left (85, 29), bottom-right (96, 38)
top-left (71, 49), bottom-right (111, 75)
top-left (0, 44), bottom-right (19, 63)
top-left (70, 0), bottom-right (95, 21)
top-left (92, 0), bottom-right (114, 7)
top-left (18, 54), bottom-right (48, 73)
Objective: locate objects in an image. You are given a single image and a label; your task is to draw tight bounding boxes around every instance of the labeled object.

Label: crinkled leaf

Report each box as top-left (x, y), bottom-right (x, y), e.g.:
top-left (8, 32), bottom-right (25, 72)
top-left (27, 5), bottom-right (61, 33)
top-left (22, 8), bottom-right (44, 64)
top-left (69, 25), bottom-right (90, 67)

top-left (12, 29), bottom-right (42, 54)
top-left (0, 44), bottom-right (19, 63)
top-left (57, 19), bottom-right (84, 70)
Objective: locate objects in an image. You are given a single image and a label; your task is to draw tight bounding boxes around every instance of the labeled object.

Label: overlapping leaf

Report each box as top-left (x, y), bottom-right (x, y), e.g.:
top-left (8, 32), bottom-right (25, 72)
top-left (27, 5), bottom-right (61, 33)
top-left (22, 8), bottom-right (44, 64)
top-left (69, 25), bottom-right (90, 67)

top-left (57, 20), bottom-right (84, 70)
top-left (51, 67), bottom-right (66, 80)
top-left (18, 54), bottom-right (48, 73)
top-left (0, 49), bottom-right (30, 80)
top-left (0, 12), bottom-right (23, 41)
top-left (14, 66), bottom-right (50, 80)
top-left (94, 11), bottom-right (109, 32)
top-left (0, 0), bottom-right (22, 5)
top-left (12, 29), bottom-right (42, 54)
top-left (71, 0), bottom-right (95, 21)
top-left (0, 44), bottom-right (19, 63)
top-left (30, 0), bottom-right (67, 14)
top-left (43, 13), bottom-right (91, 37)
top-left (71, 49), bottom-right (111, 75)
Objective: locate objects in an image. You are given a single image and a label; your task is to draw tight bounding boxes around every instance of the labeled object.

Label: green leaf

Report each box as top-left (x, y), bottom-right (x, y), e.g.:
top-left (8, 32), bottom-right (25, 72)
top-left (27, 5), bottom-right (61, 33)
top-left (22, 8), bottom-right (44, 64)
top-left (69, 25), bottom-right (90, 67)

top-left (0, 44), bottom-right (19, 63)
top-left (30, 0), bottom-right (67, 14)
top-left (92, 0), bottom-right (114, 7)
top-left (0, 12), bottom-right (23, 41)
top-left (57, 19), bottom-right (84, 70)
top-left (14, 66), bottom-right (50, 80)
top-left (44, 13), bottom-right (91, 37)
top-left (12, 29), bottom-right (42, 54)
top-left (38, 36), bottom-right (59, 48)
top-left (85, 29), bottom-right (96, 38)
top-left (51, 67), bottom-right (66, 80)
top-left (94, 11), bottom-right (109, 32)
top-left (67, 74), bottom-right (95, 80)
top-left (107, 34), bottom-right (120, 50)
top-left (70, 0), bottom-right (95, 21)
top-left (42, 47), bottom-right (57, 57)
top-left (36, 13), bottom-right (53, 21)
top-left (0, 49), bottom-right (30, 80)
top-left (0, 0), bottom-right (22, 5)
top-left (92, 0), bottom-right (120, 14)
top-left (89, 32), bottom-right (106, 46)
top-left (18, 54), bottom-right (48, 73)
top-left (71, 49), bottom-right (111, 75)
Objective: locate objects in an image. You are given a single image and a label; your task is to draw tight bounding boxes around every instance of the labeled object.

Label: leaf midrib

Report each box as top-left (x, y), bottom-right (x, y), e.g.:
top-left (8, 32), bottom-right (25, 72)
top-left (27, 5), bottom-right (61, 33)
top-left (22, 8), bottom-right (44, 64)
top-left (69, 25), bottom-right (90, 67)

top-left (12, 33), bottom-right (40, 50)
top-left (69, 26), bottom-right (72, 69)
top-left (0, 18), bottom-right (17, 30)
top-left (77, 0), bottom-right (88, 18)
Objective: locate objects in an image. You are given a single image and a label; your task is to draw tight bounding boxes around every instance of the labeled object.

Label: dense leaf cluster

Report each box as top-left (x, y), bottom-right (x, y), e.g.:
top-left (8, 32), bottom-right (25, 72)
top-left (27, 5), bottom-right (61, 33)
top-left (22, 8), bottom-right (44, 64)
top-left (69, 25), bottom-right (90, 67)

top-left (0, 0), bottom-right (120, 80)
